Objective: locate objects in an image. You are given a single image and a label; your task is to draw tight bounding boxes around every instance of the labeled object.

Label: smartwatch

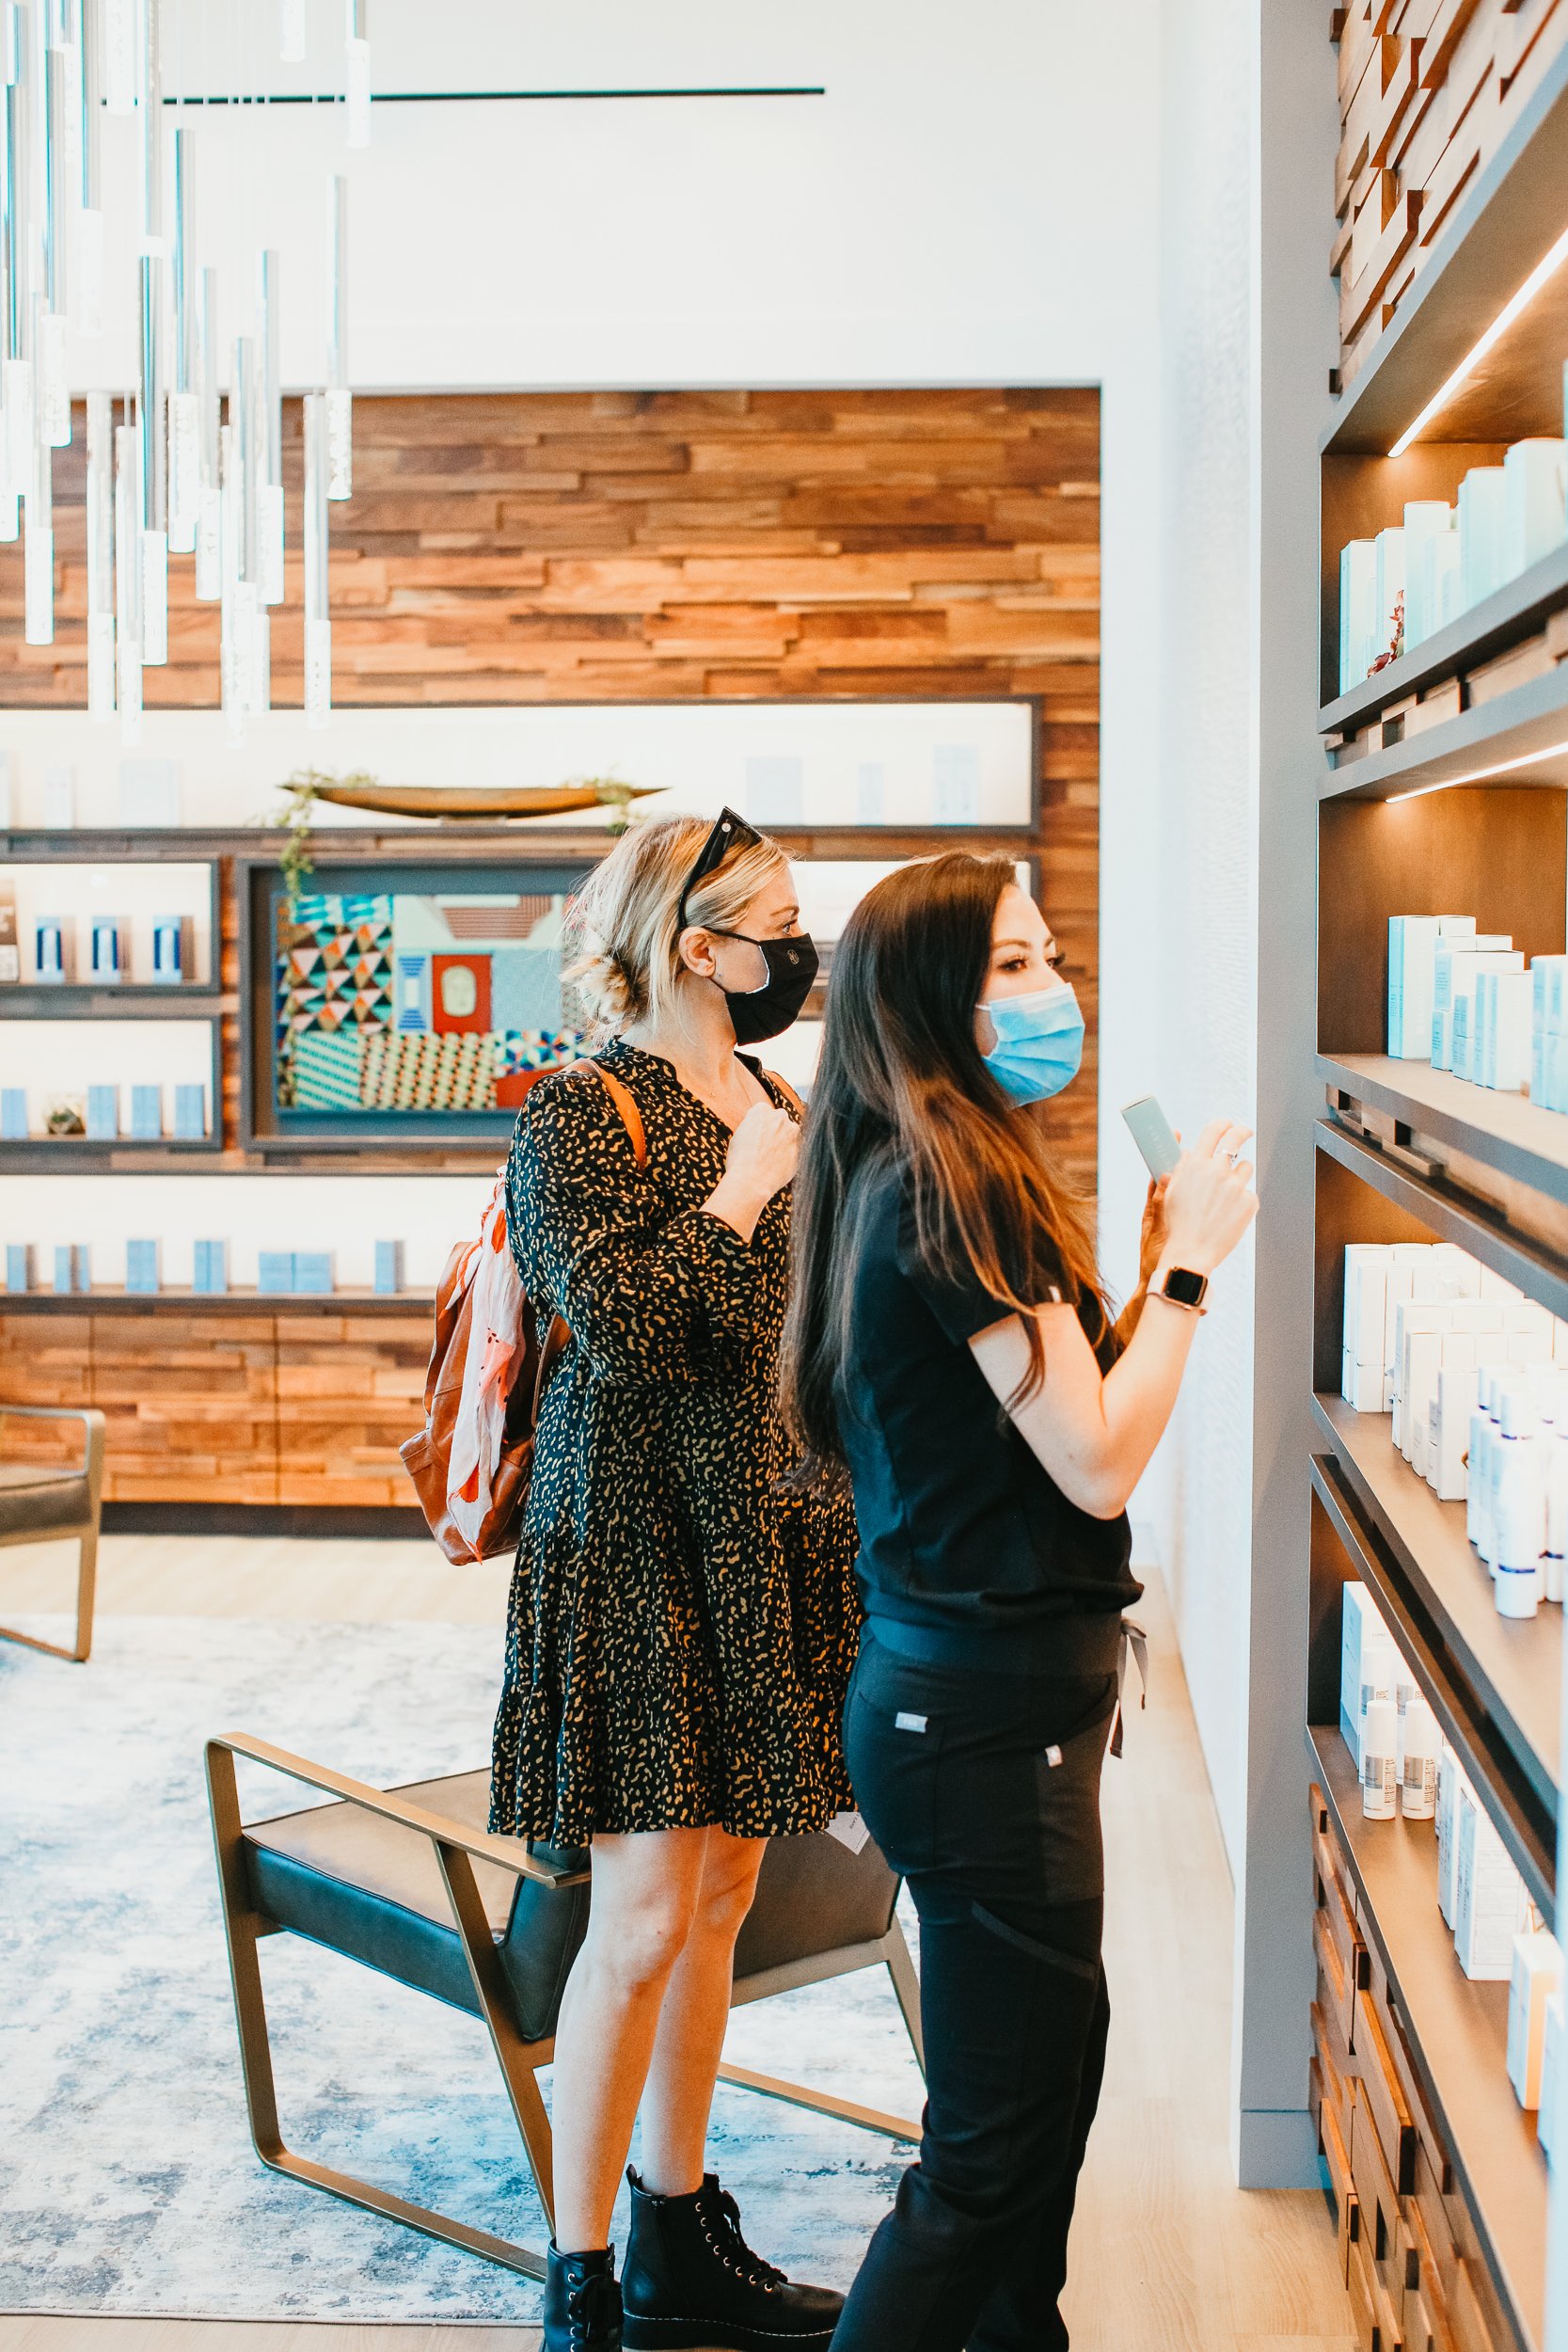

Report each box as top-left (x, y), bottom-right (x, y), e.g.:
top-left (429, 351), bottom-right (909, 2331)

top-left (1153, 1266), bottom-right (1209, 1314)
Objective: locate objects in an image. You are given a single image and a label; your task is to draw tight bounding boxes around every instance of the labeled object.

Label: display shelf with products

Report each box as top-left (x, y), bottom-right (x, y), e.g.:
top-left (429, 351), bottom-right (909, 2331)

top-left (1307, 1724), bottom-right (1546, 2352)
top-left (1322, 536), bottom-right (1568, 739)
top-left (1323, 656), bottom-right (1568, 800)
top-left (1313, 1398), bottom-right (1560, 1856)
top-left (1321, 1055), bottom-right (1568, 1208)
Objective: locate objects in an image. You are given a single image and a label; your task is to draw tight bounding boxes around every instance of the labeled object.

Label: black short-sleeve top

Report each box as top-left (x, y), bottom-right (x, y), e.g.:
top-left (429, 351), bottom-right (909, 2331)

top-left (835, 1159), bottom-right (1142, 1644)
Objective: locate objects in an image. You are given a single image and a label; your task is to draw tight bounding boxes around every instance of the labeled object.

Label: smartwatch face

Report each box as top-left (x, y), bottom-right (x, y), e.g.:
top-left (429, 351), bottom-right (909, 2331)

top-left (1164, 1267), bottom-right (1207, 1307)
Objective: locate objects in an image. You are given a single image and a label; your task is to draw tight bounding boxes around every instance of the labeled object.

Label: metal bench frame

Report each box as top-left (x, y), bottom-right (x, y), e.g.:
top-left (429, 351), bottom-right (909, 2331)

top-left (206, 1731), bottom-right (925, 2284)
top-left (0, 1405), bottom-right (105, 1664)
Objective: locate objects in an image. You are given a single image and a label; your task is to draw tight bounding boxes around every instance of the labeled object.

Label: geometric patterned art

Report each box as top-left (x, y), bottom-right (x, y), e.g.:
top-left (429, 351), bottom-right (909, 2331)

top-left (275, 894), bottom-right (394, 1107)
top-left (360, 1028), bottom-right (496, 1111)
top-left (290, 1029), bottom-right (367, 1108)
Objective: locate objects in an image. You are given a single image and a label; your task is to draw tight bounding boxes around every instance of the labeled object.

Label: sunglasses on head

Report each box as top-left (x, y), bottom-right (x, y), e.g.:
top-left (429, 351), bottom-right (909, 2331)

top-left (676, 806), bottom-right (763, 931)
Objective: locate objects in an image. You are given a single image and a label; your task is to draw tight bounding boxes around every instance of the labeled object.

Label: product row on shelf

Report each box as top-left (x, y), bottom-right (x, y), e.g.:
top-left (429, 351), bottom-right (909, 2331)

top-left (1341, 1240), bottom-right (1568, 1621)
top-left (0, 891), bottom-right (198, 988)
top-left (0, 1083), bottom-right (210, 1143)
top-left (1337, 389), bottom-right (1568, 693)
top-left (1, 1239), bottom-right (407, 1297)
top-left (1387, 915), bottom-right (1568, 1112)
top-left (1340, 1580), bottom-right (1561, 2140)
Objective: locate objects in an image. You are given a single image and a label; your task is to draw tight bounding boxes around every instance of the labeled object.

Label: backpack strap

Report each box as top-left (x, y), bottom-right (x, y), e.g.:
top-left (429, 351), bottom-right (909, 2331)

top-left (587, 1059), bottom-right (648, 1168)
top-left (764, 1068), bottom-right (805, 1120)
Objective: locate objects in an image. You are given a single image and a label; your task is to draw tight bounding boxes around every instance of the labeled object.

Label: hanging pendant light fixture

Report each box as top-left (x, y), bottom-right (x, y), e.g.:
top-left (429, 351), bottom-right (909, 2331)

top-left (5, 0), bottom-right (368, 732)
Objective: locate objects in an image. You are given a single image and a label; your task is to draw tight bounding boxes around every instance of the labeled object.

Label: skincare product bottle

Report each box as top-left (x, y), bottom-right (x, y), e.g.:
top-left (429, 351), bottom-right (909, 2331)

top-left (1546, 1410), bottom-right (1568, 1602)
top-left (1508, 1920), bottom-right (1564, 2106)
top-left (1502, 437), bottom-right (1568, 578)
top-left (1459, 465), bottom-right (1509, 610)
top-left (1437, 1742), bottom-right (1465, 1924)
top-left (1402, 501), bottom-right (1455, 649)
top-left (1402, 1694), bottom-right (1440, 1820)
top-left (1495, 1385), bottom-right (1545, 1619)
top-left (1339, 539), bottom-right (1378, 691)
top-left (1362, 1693), bottom-right (1398, 1820)
top-left (1471, 1365), bottom-right (1499, 1559)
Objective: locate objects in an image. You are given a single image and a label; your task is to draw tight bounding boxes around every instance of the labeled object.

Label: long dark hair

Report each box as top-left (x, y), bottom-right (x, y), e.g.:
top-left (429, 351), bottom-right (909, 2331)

top-left (782, 852), bottom-right (1115, 1488)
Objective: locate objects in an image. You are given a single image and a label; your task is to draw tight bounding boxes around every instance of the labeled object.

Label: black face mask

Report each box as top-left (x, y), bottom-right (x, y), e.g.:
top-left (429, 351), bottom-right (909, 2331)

top-left (707, 930), bottom-right (819, 1044)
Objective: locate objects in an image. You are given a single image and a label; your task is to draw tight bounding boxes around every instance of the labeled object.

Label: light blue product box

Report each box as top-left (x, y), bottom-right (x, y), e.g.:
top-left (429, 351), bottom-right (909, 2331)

top-left (89, 917), bottom-right (125, 984)
top-left (1339, 539), bottom-right (1377, 692)
top-left (292, 1251), bottom-right (335, 1295)
top-left (1387, 915), bottom-right (1439, 1059)
top-left (34, 917), bottom-right (68, 983)
top-left (1536, 954), bottom-right (1568, 1037)
top-left (1551, 1035), bottom-right (1568, 1118)
top-left (128, 1086), bottom-right (163, 1141)
top-left (86, 1085), bottom-right (119, 1140)
top-left (193, 1239), bottom-right (229, 1295)
top-left (0, 1088), bottom-right (26, 1139)
top-left (257, 1251), bottom-right (293, 1295)
top-left (53, 1244), bottom-right (88, 1294)
top-left (1475, 972), bottom-right (1497, 1090)
top-left (150, 916), bottom-right (186, 986)
top-left (172, 1085), bottom-right (207, 1141)
top-left (1450, 991), bottom-right (1474, 1082)
top-left (373, 1240), bottom-right (404, 1295)
top-left (1340, 1582), bottom-right (1370, 1769)
top-left (125, 1239), bottom-right (160, 1294)
top-left (1533, 1028), bottom-right (1549, 1108)
top-left (5, 1243), bottom-right (34, 1292)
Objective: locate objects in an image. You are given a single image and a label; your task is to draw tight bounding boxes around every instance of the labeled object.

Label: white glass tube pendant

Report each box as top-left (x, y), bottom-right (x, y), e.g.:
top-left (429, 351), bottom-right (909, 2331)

top-left (85, 385), bottom-right (112, 716)
top-left (303, 389), bottom-right (330, 725)
top-left (279, 0), bottom-right (305, 61)
top-left (103, 0), bottom-right (132, 113)
top-left (194, 266), bottom-right (219, 598)
top-left (23, 421), bottom-right (51, 643)
top-left (40, 305), bottom-right (66, 444)
top-left (114, 415), bottom-right (142, 734)
top-left (137, 0), bottom-right (161, 250)
top-left (344, 0), bottom-right (369, 147)
top-left (72, 0), bottom-right (99, 331)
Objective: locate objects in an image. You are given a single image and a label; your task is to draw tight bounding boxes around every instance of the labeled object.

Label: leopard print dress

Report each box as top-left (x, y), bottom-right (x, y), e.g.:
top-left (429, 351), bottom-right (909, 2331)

top-left (488, 1038), bottom-right (861, 1848)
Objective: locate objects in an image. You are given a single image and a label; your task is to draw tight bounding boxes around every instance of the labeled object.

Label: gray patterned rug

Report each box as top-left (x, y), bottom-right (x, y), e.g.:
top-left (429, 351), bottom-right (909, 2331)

top-left (0, 1615), bottom-right (920, 2322)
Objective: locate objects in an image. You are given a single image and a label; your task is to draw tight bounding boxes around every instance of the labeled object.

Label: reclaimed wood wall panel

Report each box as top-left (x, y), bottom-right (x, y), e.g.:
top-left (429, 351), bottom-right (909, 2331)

top-left (0, 387), bottom-right (1102, 1191)
top-left (0, 1308), bottom-right (433, 1506)
top-left (1331, 0), bottom-right (1568, 387)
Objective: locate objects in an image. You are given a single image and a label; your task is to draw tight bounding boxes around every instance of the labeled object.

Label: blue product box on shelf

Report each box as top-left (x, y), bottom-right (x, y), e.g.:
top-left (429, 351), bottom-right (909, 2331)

top-left (172, 1085), bottom-right (207, 1141)
top-left (257, 1252), bottom-right (293, 1295)
top-left (5, 1244), bottom-right (34, 1292)
top-left (293, 1251), bottom-right (335, 1295)
top-left (129, 1086), bottom-right (163, 1141)
top-left (125, 1239), bottom-right (160, 1294)
top-left (193, 1240), bottom-right (229, 1295)
top-left (1, 1088), bottom-right (26, 1139)
top-left (373, 1240), bottom-right (404, 1295)
top-left (87, 1086), bottom-right (119, 1140)
top-left (53, 1244), bottom-right (89, 1295)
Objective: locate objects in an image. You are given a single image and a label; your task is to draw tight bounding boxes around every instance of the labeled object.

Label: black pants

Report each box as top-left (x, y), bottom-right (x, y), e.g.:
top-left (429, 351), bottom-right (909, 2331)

top-left (832, 1629), bottom-right (1116, 2352)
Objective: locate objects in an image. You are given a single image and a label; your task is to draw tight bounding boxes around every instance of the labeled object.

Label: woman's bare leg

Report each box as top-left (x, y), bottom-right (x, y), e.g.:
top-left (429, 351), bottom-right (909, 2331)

top-left (548, 1826), bottom-right (710, 2251)
top-left (636, 1826), bottom-right (768, 2195)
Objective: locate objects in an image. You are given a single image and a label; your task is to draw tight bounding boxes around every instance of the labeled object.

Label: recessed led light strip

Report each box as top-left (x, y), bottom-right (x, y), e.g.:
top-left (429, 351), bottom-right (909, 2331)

top-left (1387, 222), bottom-right (1568, 458)
top-left (1387, 736), bottom-right (1568, 800)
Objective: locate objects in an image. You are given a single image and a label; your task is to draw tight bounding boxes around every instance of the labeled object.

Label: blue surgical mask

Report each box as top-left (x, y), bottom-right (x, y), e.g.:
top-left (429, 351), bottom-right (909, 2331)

top-left (980, 982), bottom-right (1085, 1104)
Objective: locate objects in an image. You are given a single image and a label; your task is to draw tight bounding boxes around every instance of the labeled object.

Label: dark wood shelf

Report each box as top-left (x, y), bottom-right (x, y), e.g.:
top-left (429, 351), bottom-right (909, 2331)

top-left (1316, 1116), bottom-right (1568, 1323)
top-left (1307, 1724), bottom-right (1546, 2352)
top-left (1322, 40), bottom-right (1568, 459)
top-left (0, 986), bottom-right (223, 1016)
top-left (1321, 1054), bottom-right (1568, 1209)
top-left (0, 1287), bottom-right (430, 1314)
top-left (1314, 1393), bottom-right (1560, 1819)
top-left (1322, 658), bottom-right (1568, 800)
top-left (0, 1136), bottom-right (219, 1166)
top-left (1321, 541), bottom-right (1568, 740)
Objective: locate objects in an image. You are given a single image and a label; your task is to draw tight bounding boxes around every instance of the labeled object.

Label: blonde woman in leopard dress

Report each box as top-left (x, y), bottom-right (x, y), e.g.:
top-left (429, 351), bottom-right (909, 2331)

top-left (488, 810), bottom-right (859, 2352)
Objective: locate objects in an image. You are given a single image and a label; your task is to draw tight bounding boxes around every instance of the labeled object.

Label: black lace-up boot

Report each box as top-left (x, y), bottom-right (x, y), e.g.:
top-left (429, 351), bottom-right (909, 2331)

top-left (543, 2243), bottom-right (623, 2352)
top-left (621, 2169), bottom-right (843, 2351)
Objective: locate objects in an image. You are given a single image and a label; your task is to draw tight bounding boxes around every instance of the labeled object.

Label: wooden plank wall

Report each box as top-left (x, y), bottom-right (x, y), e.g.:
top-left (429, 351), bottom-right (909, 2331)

top-left (0, 386), bottom-right (1102, 1186)
top-left (1331, 0), bottom-right (1568, 388)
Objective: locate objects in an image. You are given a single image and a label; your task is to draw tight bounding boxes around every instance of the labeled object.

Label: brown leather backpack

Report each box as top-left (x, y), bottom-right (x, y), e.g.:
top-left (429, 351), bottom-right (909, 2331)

top-left (400, 1062), bottom-right (646, 1565)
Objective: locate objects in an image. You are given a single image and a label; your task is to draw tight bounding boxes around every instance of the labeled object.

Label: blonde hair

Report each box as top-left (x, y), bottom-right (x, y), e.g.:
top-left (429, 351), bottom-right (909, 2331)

top-left (565, 814), bottom-right (786, 1041)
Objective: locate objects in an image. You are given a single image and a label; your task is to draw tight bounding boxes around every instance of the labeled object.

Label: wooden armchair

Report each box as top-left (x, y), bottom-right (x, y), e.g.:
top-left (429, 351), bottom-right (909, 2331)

top-left (0, 1404), bottom-right (106, 1663)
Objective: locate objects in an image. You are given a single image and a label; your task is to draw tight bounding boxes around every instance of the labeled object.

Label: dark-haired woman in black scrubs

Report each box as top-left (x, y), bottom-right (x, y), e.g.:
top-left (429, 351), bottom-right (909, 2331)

top-left (783, 851), bottom-right (1258, 2352)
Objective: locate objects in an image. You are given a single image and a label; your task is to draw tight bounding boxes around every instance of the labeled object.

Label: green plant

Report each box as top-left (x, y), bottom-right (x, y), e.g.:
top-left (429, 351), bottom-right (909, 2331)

top-left (270, 767), bottom-right (380, 908)
top-left (587, 775), bottom-right (639, 834)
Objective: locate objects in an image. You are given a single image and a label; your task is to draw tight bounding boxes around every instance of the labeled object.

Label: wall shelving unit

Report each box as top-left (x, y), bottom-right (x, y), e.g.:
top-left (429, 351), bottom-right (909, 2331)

top-left (1310, 13), bottom-right (1568, 2349)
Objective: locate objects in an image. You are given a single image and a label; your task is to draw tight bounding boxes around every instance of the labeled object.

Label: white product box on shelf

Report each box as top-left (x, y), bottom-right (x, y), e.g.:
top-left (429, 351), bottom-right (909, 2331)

top-left (1343, 1244), bottom-right (1392, 1388)
top-left (1402, 501), bottom-right (1455, 650)
top-left (1343, 1352), bottom-right (1385, 1412)
top-left (1459, 466), bottom-right (1509, 610)
top-left (1509, 1928), bottom-right (1564, 2108)
top-left (1389, 915), bottom-right (1475, 1061)
top-left (1339, 540), bottom-right (1377, 692)
top-left (1502, 438), bottom-right (1568, 578)
top-left (1340, 1581), bottom-right (1395, 1770)
top-left (1433, 935), bottom-right (1513, 1068)
top-left (1541, 1993), bottom-right (1564, 2162)
top-left (1491, 969), bottom-right (1533, 1094)
top-left (1437, 1743), bottom-right (1465, 1927)
top-left (1393, 1300), bottom-right (1457, 1451)
top-left (1433, 1362), bottom-right (1481, 1500)
top-left (1373, 528), bottom-right (1404, 674)
top-left (1451, 952), bottom-right (1525, 1083)
top-left (1454, 1782), bottom-right (1531, 1979)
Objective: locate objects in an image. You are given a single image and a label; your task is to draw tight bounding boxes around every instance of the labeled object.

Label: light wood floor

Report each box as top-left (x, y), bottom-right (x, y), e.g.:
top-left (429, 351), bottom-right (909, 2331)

top-left (0, 1533), bottom-right (1354, 2352)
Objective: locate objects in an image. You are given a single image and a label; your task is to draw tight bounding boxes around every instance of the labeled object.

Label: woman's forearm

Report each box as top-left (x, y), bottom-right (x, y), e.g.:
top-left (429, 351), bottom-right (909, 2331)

top-left (1095, 1284), bottom-right (1202, 1502)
